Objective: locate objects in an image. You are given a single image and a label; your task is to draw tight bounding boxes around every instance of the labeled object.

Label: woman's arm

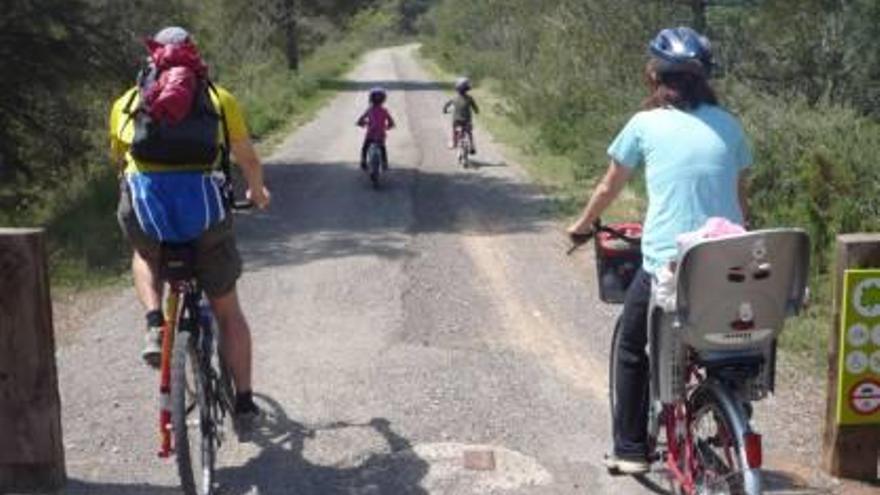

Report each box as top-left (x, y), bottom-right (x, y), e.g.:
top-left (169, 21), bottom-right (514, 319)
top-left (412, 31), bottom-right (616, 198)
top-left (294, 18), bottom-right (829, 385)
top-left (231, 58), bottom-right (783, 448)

top-left (566, 160), bottom-right (633, 234)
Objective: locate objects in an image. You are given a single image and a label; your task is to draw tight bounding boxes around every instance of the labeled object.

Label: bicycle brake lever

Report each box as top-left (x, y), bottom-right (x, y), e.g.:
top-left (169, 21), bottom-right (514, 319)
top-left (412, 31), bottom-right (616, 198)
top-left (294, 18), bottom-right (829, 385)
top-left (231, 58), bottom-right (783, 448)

top-left (566, 232), bottom-right (593, 255)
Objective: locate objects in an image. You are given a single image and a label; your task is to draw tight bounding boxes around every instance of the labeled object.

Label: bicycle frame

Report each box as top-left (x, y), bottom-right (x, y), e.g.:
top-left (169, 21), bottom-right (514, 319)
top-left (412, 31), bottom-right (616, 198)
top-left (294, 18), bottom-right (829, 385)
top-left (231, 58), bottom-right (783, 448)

top-left (158, 282), bottom-right (185, 458)
top-left (158, 278), bottom-right (205, 458)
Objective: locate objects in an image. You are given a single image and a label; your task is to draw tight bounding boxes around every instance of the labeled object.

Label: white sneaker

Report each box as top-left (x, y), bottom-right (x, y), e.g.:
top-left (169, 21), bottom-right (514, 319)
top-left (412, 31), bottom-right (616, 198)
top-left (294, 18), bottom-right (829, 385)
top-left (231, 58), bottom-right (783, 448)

top-left (603, 454), bottom-right (650, 475)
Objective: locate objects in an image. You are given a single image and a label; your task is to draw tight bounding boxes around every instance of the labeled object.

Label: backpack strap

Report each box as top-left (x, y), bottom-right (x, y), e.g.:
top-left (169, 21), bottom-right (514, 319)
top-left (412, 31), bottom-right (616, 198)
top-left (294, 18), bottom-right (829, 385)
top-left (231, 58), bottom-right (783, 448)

top-left (206, 80), bottom-right (234, 207)
top-left (118, 88), bottom-right (140, 138)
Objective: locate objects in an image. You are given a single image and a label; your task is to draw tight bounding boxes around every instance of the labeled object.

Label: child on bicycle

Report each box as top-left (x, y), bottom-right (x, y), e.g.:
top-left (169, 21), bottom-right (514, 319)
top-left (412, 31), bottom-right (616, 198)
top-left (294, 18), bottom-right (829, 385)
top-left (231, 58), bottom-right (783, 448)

top-left (357, 87), bottom-right (395, 171)
top-left (443, 77), bottom-right (480, 154)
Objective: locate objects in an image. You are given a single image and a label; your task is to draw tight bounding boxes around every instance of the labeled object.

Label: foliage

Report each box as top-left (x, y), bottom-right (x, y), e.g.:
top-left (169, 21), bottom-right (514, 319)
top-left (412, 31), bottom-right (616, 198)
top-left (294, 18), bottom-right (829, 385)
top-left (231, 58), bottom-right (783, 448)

top-left (0, 0), bottom-right (418, 286)
top-left (422, 0), bottom-right (880, 362)
top-left (422, 0), bottom-right (880, 275)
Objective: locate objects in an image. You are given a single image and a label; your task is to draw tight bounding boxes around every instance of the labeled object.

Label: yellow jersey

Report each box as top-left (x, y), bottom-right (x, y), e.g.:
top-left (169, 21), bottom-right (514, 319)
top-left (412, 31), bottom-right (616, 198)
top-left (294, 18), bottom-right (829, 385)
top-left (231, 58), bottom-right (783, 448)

top-left (109, 84), bottom-right (249, 173)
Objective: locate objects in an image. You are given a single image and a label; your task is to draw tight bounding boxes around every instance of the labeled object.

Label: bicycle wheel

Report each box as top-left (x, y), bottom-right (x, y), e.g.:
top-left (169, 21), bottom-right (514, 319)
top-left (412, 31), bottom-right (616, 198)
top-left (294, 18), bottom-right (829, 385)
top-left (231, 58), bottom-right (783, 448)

top-left (608, 317), bottom-right (623, 417)
top-left (171, 330), bottom-right (218, 495)
top-left (683, 386), bottom-right (761, 495)
top-left (459, 140), bottom-right (470, 168)
top-left (367, 145), bottom-right (382, 188)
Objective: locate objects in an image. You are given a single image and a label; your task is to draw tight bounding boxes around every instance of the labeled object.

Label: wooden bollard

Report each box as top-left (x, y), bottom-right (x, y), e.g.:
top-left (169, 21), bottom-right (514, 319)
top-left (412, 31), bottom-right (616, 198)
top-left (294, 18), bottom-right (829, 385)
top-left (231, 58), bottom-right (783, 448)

top-left (0, 228), bottom-right (66, 492)
top-left (822, 234), bottom-right (880, 480)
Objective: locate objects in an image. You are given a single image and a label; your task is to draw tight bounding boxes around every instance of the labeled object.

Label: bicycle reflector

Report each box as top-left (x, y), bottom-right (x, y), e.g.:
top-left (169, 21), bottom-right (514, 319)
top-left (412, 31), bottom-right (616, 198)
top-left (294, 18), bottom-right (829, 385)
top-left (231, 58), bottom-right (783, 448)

top-left (743, 432), bottom-right (762, 468)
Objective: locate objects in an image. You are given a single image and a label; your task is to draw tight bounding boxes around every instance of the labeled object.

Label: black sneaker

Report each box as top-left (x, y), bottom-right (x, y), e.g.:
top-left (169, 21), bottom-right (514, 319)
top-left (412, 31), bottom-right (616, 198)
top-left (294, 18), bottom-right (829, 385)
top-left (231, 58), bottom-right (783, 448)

top-left (233, 398), bottom-right (263, 440)
top-left (360, 161), bottom-right (367, 171)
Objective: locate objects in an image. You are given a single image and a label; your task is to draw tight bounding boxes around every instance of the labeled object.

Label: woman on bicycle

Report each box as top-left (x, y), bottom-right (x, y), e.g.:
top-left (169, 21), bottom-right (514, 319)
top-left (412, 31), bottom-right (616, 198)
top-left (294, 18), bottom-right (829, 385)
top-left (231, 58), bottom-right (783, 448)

top-left (566, 27), bottom-right (752, 474)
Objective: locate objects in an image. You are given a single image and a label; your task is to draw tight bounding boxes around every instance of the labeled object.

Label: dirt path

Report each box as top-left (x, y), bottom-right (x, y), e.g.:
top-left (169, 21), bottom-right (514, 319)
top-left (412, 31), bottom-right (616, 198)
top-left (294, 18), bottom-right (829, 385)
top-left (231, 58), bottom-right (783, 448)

top-left (51, 45), bottom-right (855, 494)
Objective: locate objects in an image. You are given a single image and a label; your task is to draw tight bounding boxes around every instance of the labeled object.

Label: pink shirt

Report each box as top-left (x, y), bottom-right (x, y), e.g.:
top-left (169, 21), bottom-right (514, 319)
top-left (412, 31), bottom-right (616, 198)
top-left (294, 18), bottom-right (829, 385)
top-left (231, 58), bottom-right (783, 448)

top-left (360, 106), bottom-right (394, 141)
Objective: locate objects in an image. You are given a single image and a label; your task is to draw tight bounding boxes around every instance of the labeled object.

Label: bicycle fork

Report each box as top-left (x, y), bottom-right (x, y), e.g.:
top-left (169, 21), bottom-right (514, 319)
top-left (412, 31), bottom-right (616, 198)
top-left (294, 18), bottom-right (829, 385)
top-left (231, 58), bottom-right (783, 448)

top-left (158, 290), bottom-right (181, 458)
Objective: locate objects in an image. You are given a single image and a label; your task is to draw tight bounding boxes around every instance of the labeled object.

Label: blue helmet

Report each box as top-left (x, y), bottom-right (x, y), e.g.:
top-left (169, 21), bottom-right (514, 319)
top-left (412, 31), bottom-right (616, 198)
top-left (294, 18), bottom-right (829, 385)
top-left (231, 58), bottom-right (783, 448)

top-left (648, 27), bottom-right (714, 77)
top-left (369, 86), bottom-right (387, 104)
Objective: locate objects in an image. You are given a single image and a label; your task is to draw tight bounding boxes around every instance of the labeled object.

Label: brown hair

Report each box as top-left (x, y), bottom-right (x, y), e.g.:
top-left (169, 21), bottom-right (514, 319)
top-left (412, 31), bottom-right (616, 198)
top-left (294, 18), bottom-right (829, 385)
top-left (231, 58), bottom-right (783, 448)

top-left (642, 59), bottom-right (718, 110)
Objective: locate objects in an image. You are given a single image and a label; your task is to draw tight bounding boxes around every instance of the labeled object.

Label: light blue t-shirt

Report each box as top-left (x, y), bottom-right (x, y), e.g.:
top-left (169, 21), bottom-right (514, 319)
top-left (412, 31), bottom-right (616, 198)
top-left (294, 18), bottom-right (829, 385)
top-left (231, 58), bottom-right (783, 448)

top-left (608, 104), bottom-right (752, 274)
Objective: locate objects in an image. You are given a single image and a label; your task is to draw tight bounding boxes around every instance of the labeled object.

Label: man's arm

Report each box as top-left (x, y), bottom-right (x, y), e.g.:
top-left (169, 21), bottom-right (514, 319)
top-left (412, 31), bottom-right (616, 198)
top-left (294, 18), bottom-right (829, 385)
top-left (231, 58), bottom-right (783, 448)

top-left (442, 100), bottom-right (453, 114)
top-left (470, 97), bottom-right (480, 114)
top-left (230, 137), bottom-right (271, 209)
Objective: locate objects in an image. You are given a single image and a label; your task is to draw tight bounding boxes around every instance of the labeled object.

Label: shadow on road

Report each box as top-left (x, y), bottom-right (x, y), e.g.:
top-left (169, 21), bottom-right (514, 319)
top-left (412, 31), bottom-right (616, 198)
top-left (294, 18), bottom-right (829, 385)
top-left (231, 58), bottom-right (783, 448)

top-left (234, 160), bottom-right (556, 270)
top-left (321, 79), bottom-right (454, 93)
top-left (64, 480), bottom-right (181, 494)
top-left (633, 467), bottom-right (832, 495)
top-left (217, 394), bottom-right (430, 495)
top-left (466, 158), bottom-right (507, 169)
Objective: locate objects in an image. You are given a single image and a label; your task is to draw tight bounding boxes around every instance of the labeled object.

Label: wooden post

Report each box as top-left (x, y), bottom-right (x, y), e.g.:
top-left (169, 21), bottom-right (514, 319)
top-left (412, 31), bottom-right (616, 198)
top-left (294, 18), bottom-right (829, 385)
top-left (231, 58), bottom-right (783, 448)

top-left (0, 228), bottom-right (66, 492)
top-left (822, 234), bottom-right (880, 479)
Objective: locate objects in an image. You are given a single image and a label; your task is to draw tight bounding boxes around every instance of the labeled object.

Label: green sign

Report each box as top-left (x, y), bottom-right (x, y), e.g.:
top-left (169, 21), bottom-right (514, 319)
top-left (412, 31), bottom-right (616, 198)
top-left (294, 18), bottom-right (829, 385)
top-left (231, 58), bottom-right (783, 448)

top-left (837, 269), bottom-right (880, 425)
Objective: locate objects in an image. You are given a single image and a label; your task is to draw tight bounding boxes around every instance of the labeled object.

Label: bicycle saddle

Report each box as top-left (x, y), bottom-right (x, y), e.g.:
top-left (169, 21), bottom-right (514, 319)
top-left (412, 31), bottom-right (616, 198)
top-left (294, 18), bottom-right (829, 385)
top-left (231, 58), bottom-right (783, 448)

top-left (160, 242), bottom-right (198, 281)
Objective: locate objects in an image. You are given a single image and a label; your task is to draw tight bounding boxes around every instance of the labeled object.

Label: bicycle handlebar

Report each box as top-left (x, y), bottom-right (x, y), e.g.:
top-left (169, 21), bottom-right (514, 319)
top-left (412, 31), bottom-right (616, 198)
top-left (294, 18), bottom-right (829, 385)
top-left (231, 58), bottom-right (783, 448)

top-left (566, 220), bottom-right (641, 255)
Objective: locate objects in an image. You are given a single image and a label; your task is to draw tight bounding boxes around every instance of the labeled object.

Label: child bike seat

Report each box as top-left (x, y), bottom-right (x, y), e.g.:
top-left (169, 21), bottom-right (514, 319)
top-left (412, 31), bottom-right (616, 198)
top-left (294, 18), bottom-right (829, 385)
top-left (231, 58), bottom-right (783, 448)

top-left (673, 229), bottom-right (810, 353)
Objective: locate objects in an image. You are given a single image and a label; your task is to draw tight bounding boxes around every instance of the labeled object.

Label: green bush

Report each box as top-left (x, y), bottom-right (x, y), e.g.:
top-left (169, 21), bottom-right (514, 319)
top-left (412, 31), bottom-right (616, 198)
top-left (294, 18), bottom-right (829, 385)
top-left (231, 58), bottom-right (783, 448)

top-left (421, 0), bottom-right (880, 364)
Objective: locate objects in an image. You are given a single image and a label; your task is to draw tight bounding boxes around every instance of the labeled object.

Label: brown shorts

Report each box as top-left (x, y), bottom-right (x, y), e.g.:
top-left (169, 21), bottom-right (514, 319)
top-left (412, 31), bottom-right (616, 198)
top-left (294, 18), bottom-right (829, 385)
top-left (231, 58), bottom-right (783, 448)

top-left (117, 179), bottom-right (242, 298)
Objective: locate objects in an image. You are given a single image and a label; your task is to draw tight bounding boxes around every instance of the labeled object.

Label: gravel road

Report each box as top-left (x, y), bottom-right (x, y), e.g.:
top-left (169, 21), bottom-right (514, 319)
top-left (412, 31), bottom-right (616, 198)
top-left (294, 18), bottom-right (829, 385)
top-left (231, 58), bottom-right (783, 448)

top-left (51, 46), bottom-right (853, 495)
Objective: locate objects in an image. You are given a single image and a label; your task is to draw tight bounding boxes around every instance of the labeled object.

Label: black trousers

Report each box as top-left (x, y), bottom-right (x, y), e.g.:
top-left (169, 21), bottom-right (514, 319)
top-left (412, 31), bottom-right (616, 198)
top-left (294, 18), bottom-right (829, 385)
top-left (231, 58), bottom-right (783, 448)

top-left (361, 139), bottom-right (387, 167)
top-left (613, 268), bottom-right (652, 457)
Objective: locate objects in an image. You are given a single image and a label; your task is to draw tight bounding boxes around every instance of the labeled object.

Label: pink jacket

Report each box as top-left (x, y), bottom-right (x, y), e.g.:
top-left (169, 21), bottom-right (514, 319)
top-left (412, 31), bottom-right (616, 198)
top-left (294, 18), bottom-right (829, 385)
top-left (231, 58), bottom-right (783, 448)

top-left (358, 106), bottom-right (394, 142)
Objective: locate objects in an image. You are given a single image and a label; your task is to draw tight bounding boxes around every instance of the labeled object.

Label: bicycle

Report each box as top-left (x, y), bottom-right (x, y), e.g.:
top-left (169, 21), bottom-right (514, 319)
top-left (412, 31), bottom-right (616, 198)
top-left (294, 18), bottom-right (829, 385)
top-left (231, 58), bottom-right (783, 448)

top-left (365, 141), bottom-right (385, 188)
top-left (570, 221), bottom-right (810, 495)
top-left (155, 202), bottom-right (252, 495)
top-left (454, 124), bottom-right (473, 168)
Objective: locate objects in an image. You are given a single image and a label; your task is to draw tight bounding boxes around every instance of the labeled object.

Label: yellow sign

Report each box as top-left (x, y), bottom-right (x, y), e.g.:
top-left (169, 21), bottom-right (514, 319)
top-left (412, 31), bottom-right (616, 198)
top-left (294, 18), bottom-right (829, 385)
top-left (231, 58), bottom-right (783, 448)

top-left (837, 269), bottom-right (880, 425)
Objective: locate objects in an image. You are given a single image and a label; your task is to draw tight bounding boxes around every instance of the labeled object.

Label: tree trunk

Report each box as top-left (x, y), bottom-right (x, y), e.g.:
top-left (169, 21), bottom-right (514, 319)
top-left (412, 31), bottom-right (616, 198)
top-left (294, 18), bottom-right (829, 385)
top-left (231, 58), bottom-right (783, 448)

top-left (0, 228), bottom-right (66, 492)
top-left (691, 0), bottom-right (708, 33)
top-left (284, 0), bottom-right (299, 71)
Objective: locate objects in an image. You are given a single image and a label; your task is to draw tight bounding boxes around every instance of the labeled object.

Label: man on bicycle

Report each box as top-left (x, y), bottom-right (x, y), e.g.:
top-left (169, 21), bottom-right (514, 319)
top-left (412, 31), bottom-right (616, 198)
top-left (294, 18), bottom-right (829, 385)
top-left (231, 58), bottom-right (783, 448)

top-left (109, 26), bottom-right (269, 424)
top-left (443, 77), bottom-right (479, 154)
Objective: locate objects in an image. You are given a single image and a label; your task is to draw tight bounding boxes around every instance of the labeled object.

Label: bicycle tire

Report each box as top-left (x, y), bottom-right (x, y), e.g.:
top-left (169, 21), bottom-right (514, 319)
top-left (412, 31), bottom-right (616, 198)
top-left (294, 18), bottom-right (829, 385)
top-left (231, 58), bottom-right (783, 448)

top-left (367, 145), bottom-right (382, 188)
top-left (458, 140), bottom-right (470, 168)
top-left (609, 317), bottom-right (623, 418)
top-left (683, 385), bottom-right (760, 495)
top-left (171, 330), bottom-right (217, 495)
